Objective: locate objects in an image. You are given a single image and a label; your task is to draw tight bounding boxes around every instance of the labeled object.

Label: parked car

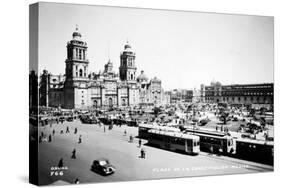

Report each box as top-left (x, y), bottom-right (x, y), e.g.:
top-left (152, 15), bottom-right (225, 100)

top-left (91, 158), bottom-right (116, 175)
top-left (66, 116), bottom-right (74, 122)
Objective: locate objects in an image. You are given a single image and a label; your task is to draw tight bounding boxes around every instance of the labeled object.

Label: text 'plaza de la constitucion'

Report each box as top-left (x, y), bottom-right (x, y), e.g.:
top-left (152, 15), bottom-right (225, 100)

top-left (39, 26), bottom-right (170, 109)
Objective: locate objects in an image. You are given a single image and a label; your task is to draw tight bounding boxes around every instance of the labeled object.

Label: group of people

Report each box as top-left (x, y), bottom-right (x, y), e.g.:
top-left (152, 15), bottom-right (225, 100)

top-left (215, 125), bottom-right (229, 132)
top-left (51, 115), bottom-right (149, 185)
top-left (55, 123), bottom-right (82, 184)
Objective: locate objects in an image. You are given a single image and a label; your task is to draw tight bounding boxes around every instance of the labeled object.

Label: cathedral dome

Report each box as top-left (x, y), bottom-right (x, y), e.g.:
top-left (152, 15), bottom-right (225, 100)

top-left (107, 59), bottom-right (113, 66)
top-left (124, 41), bottom-right (133, 52)
top-left (125, 43), bottom-right (131, 49)
top-left (72, 25), bottom-right (82, 39)
top-left (137, 70), bottom-right (149, 83)
top-left (151, 77), bottom-right (161, 83)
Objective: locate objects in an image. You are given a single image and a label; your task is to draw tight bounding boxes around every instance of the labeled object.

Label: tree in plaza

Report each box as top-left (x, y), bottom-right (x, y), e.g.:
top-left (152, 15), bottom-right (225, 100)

top-left (220, 111), bottom-right (230, 125)
top-left (249, 108), bottom-right (256, 117)
top-left (153, 107), bottom-right (161, 117)
top-left (168, 109), bottom-right (175, 116)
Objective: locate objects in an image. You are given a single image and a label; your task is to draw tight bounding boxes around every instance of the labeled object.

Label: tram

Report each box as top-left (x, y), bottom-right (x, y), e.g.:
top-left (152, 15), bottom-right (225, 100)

top-left (147, 129), bottom-right (200, 155)
top-left (138, 124), bottom-right (181, 139)
top-left (184, 128), bottom-right (234, 155)
top-left (235, 138), bottom-right (273, 165)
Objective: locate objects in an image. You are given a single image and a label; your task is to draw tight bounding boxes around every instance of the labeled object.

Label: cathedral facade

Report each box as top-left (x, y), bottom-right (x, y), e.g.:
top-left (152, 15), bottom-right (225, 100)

top-left (39, 27), bottom-right (168, 109)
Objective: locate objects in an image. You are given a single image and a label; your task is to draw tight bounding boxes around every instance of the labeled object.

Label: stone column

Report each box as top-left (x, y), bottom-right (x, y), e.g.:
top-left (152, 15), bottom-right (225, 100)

top-left (73, 48), bottom-right (76, 60)
top-left (127, 87), bottom-right (130, 106)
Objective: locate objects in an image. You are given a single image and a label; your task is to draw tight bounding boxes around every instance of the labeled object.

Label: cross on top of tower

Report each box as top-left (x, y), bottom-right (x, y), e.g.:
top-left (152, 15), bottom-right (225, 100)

top-left (124, 39), bottom-right (131, 50)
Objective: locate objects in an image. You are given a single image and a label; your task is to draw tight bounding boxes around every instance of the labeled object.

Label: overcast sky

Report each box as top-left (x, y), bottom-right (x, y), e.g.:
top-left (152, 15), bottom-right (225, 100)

top-left (37, 2), bottom-right (273, 91)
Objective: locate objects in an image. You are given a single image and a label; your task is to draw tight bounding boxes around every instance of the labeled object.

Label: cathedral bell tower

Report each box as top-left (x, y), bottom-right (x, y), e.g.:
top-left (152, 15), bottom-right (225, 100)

top-left (64, 26), bottom-right (89, 109)
top-left (119, 41), bottom-right (137, 82)
top-left (65, 25), bottom-right (89, 85)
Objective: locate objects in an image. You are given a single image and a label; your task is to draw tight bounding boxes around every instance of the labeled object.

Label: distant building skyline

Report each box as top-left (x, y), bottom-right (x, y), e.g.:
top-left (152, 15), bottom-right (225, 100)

top-left (36, 2), bottom-right (274, 91)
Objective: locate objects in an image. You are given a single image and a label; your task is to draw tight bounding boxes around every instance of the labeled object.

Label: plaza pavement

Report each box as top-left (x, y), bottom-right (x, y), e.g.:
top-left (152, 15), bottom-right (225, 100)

top-left (37, 120), bottom-right (273, 185)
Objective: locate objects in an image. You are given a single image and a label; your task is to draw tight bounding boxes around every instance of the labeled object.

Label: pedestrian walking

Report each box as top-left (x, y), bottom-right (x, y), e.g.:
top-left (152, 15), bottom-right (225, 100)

top-left (109, 124), bottom-right (113, 130)
top-left (210, 145), bottom-right (214, 154)
top-left (58, 158), bottom-right (64, 168)
top-left (52, 129), bottom-right (55, 136)
top-left (71, 149), bottom-right (76, 159)
top-left (130, 135), bottom-right (133, 143)
top-left (74, 178), bottom-right (80, 184)
top-left (78, 135), bottom-right (82, 144)
top-left (74, 127), bottom-right (78, 134)
top-left (219, 146), bottom-right (223, 155)
top-left (140, 148), bottom-right (146, 159)
top-left (66, 126), bottom-right (70, 133)
top-left (140, 148), bottom-right (144, 158)
top-left (48, 134), bottom-right (52, 142)
top-left (138, 139), bottom-right (142, 147)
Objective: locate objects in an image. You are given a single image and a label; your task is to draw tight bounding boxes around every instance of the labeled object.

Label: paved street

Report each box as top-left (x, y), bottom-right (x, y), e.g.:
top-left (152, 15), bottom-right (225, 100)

top-left (38, 120), bottom-right (273, 185)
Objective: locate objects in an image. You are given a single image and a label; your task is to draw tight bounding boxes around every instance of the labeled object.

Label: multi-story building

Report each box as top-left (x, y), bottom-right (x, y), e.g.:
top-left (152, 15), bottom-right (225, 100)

top-left (201, 81), bottom-right (274, 109)
top-left (192, 88), bottom-right (201, 103)
top-left (39, 27), bottom-right (168, 109)
top-left (39, 70), bottom-right (50, 107)
top-left (29, 70), bottom-right (38, 109)
top-left (169, 89), bottom-right (193, 103)
top-left (182, 89), bottom-right (193, 103)
top-left (136, 70), bottom-right (167, 106)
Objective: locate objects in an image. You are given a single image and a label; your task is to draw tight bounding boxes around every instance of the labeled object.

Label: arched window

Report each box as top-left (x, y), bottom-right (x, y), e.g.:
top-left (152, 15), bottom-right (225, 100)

top-left (79, 69), bottom-right (83, 77)
top-left (79, 49), bottom-right (82, 59)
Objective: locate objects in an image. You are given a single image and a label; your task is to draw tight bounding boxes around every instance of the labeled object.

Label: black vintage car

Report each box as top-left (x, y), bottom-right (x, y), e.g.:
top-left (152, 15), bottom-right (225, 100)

top-left (80, 115), bottom-right (98, 124)
top-left (66, 116), bottom-right (74, 122)
top-left (91, 158), bottom-right (116, 175)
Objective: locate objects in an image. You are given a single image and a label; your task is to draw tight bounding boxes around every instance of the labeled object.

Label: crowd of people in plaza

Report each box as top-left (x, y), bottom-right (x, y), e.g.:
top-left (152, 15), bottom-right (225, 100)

top-left (34, 102), bottom-right (274, 184)
top-left (37, 107), bottom-right (152, 184)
